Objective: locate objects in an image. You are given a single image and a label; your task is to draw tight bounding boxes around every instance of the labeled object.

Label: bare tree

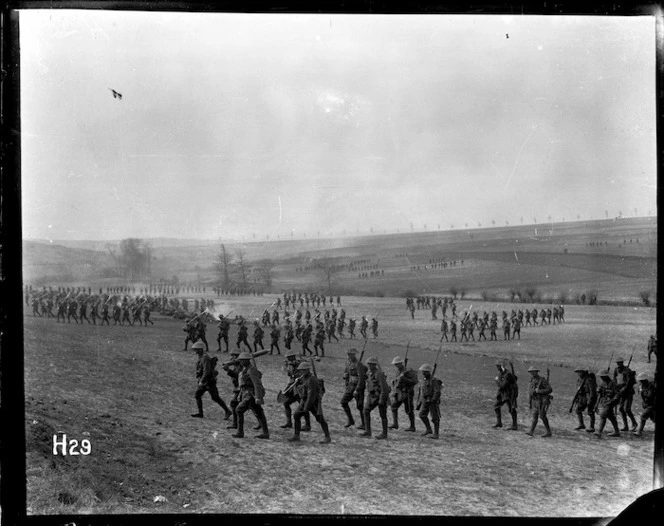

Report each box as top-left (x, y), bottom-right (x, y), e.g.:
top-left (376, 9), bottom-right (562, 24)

top-left (217, 244), bottom-right (234, 289)
top-left (106, 243), bottom-right (121, 276)
top-left (235, 248), bottom-right (251, 289)
top-left (315, 257), bottom-right (340, 295)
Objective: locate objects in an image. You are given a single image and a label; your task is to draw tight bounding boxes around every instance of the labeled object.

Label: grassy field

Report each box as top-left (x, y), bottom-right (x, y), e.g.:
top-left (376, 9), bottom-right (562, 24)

top-left (24, 295), bottom-right (657, 516)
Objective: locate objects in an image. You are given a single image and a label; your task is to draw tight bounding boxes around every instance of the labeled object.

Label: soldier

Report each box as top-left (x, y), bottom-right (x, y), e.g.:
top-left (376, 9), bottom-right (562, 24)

top-left (416, 363), bottom-right (442, 439)
top-left (143, 303), bottom-right (154, 325)
top-left (279, 350), bottom-right (312, 430)
top-left (190, 342), bottom-right (233, 420)
top-left (340, 348), bottom-right (368, 429)
top-left (67, 301), bottom-right (79, 324)
top-left (389, 356), bottom-right (418, 432)
top-left (478, 319), bottom-right (487, 341)
top-left (633, 373), bottom-right (656, 437)
top-left (511, 316), bottom-right (521, 340)
top-left (232, 352), bottom-right (269, 439)
top-left (503, 318), bottom-right (511, 340)
top-left (98, 301), bottom-right (109, 325)
top-left (613, 357), bottom-right (637, 431)
top-left (288, 362), bottom-right (331, 444)
top-left (593, 369), bottom-right (621, 439)
top-left (440, 318), bottom-right (449, 341)
top-left (647, 335), bottom-right (657, 363)
top-left (121, 304), bottom-right (133, 326)
top-left (459, 320), bottom-right (468, 341)
top-left (216, 315), bottom-right (230, 352)
top-left (326, 318), bottom-right (339, 343)
top-left (253, 320), bottom-right (265, 352)
top-left (525, 309), bottom-right (532, 326)
top-left (348, 318), bottom-right (357, 339)
top-left (571, 367), bottom-right (597, 432)
top-left (269, 323), bottom-right (281, 355)
top-left (361, 357), bottom-right (391, 439)
top-left (236, 319), bottom-right (253, 352)
top-left (284, 321), bottom-right (294, 350)
top-left (31, 298), bottom-right (40, 317)
top-left (222, 350), bottom-right (253, 430)
top-left (450, 320), bottom-right (457, 342)
top-left (301, 322), bottom-right (313, 356)
top-left (531, 307), bottom-right (538, 326)
top-left (371, 317), bottom-right (379, 338)
top-left (492, 360), bottom-right (518, 430)
top-left (489, 318), bottom-right (498, 341)
top-left (183, 318), bottom-right (199, 351)
top-left (313, 323), bottom-right (326, 357)
top-left (360, 316), bottom-right (369, 339)
top-left (112, 303), bottom-right (122, 325)
top-left (525, 366), bottom-right (552, 437)
top-left (131, 304), bottom-right (143, 326)
top-left (409, 302), bottom-right (415, 319)
top-left (337, 317), bottom-right (346, 338)
top-left (466, 319), bottom-right (475, 341)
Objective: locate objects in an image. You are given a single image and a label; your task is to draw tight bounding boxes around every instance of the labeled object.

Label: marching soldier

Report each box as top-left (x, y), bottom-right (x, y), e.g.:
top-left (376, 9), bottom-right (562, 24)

top-left (525, 366), bottom-right (552, 437)
top-left (216, 315), bottom-right (230, 353)
top-left (361, 357), bottom-right (391, 439)
top-left (236, 319), bottom-right (253, 352)
top-left (613, 357), bottom-right (638, 431)
top-left (143, 303), bottom-right (154, 325)
top-left (371, 317), bottom-right (379, 339)
top-left (253, 320), bottom-right (265, 352)
top-left (190, 342), bottom-right (232, 420)
top-left (492, 360), bottom-right (518, 430)
top-left (593, 369), bottom-right (621, 438)
top-left (67, 301), bottom-right (79, 324)
top-left (89, 301), bottom-right (99, 325)
top-left (288, 362), bottom-right (331, 444)
top-left (503, 318), bottom-right (511, 340)
top-left (450, 320), bottom-right (457, 342)
top-left (633, 373), bottom-right (656, 437)
top-left (269, 323), bottom-right (281, 355)
top-left (489, 318), bottom-right (498, 341)
top-left (440, 318), bottom-right (449, 341)
top-left (360, 316), bottom-right (369, 339)
top-left (389, 356), bottom-right (418, 432)
top-left (222, 350), bottom-right (254, 430)
top-left (348, 318), bottom-right (357, 339)
top-left (279, 350), bottom-right (311, 430)
top-left (572, 367), bottom-right (597, 432)
top-left (416, 363), bottom-right (442, 439)
top-left (284, 321), bottom-right (295, 350)
top-left (314, 323), bottom-right (326, 357)
top-left (232, 352), bottom-right (269, 439)
top-left (340, 348), bottom-right (368, 429)
top-left (301, 322), bottom-right (313, 356)
top-left (647, 335), bottom-right (657, 363)
top-left (100, 301), bottom-right (110, 325)
top-left (511, 317), bottom-right (521, 340)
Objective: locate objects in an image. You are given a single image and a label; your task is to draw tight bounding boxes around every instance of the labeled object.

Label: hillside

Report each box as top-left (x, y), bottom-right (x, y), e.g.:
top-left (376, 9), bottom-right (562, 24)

top-left (22, 217), bottom-right (657, 303)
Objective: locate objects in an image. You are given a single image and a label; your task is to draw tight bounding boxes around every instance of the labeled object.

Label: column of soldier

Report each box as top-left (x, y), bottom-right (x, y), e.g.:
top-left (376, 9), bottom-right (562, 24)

top-left (406, 296), bottom-right (566, 342)
top-left (189, 308), bottom-right (657, 444)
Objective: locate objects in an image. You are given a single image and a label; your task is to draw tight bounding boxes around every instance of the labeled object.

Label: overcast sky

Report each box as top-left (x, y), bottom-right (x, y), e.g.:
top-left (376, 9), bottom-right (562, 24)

top-left (20, 11), bottom-right (656, 241)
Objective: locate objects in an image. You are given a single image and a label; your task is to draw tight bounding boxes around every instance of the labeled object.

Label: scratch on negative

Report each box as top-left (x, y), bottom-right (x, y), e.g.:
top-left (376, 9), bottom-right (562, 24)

top-left (502, 125), bottom-right (538, 196)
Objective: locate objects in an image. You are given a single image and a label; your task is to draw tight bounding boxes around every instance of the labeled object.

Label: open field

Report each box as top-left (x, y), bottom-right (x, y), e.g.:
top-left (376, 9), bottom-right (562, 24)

top-left (25, 295), bottom-right (657, 516)
top-left (23, 217), bottom-right (657, 304)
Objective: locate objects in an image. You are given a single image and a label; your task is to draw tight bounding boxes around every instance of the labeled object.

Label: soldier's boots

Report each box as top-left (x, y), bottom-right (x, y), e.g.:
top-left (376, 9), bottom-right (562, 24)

top-left (429, 421), bottom-right (440, 439)
top-left (280, 420), bottom-right (293, 429)
top-left (405, 413), bottom-right (416, 432)
top-left (525, 417), bottom-right (537, 436)
top-left (421, 416), bottom-right (433, 436)
top-left (191, 412), bottom-right (204, 418)
top-left (376, 419), bottom-right (388, 440)
top-left (508, 411), bottom-right (518, 430)
top-left (492, 409), bottom-right (503, 428)
top-left (288, 435), bottom-right (301, 442)
top-left (255, 413), bottom-right (270, 439)
top-left (389, 410), bottom-right (399, 429)
top-left (357, 413), bottom-right (366, 431)
top-left (319, 420), bottom-right (332, 443)
top-left (574, 413), bottom-right (586, 430)
top-left (633, 420), bottom-right (646, 437)
top-left (253, 423), bottom-right (263, 430)
top-left (620, 413), bottom-right (629, 432)
top-left (585, 414), bottom-right (596, 433)
top-left (360, 416), bottom-right (372, 437)
top-left (191, 399), bottom-right (204, 418)
top-left (342, 406), bottom-right (355, 428)
top-left (232, 414), bottom-right (245, 438)
top-left (542, 418), bottom-right (552, 437)
top-left (630, 414), bottom-right (638, 432)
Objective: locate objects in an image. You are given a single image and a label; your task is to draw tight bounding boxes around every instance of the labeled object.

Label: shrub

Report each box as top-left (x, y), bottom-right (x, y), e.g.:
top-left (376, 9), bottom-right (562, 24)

top-left (460, 288), bottom-right (466, 299)
top-left (558, 291), bottom-right (568, 304)
top-left (402, 289), bottom-right (417, 298)
top-left (449, 286), bottom-right (458, 299)
top-left (587, 290), bottom-right (598, 305)
top-left (481, 290), bottom-right (489, 301)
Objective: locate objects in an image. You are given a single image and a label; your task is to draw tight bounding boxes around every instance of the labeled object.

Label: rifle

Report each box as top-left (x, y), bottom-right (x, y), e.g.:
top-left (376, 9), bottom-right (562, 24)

top-left (569, 374), bottom-right (588, 413)
top-left (607, 350), bottom-right (615, 374)
top-left (627, 345), bottom-right (636, 368)
top-left (222, 349), bottom-right (270, 367)
top-left (432, 343), bottom-right (442, 377)
top-left (310, 357), bottom-right (324, 416)
top-left (359, 338), bottom-right (368, 362)
top-left (404, 339), bottom-right (411, 367)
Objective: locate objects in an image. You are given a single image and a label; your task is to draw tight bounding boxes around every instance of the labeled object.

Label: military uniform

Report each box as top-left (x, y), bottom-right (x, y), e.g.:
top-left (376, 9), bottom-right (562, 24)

top-left (493, 362), bottom-right (518, 430)
top-left (348, 319), bottom-right (356, 338)
top-left (289, 363), bottom-right (331, 443)
top-left (572, 369), bottom-right (597, 432)
top-left (390, 357), bottom-right (418, 431)
top-left (594, 372), bottom-right (621, 438)
top-left (313, 325), bottom-right (326, 357)
top-left (279, 353), bottom-right (311, 430)
top-left (647, 335), bottom-right (657, 363)
top-left (216, 317), bottom-right (230, 352)
top-left (450, 321), bottom-right (457, 342)
top-left (416, 365), bottom-right (442, 438)
top-left (371, 318), bottom-right (378, 338)
top-left (301, 324), bottom-right (313, 355)
top-left (236, 322), bottom-right (252, 352)
top-left (526, 368), bottom-right (552, 437)
top-left (270, 325), bottom-right (281, 354)
top-left (233, 357), bottom-right (270, 439)
top-left (440, 319), bottom-right (449, 341)
top-left (253, 323), bottom-right (265, 352)
top-left (191, 343), bottom-right (232, 419)
top-left (360, 317), bottom-right (368, 338)
top-left (340, 350), bottom-right (368, 429)
top-left (362, 358), bottom-right (391, 439)
top-left (613, 359), bottom-right (637, 431)
top-left (634, 374), bottom-right (656, 436)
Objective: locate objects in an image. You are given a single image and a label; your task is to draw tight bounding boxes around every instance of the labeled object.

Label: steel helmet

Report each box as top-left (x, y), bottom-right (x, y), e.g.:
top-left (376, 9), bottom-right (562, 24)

top-left (391, 356), bottom-right (404, 365)
top-left (366, 356), bottom-right (378, 365)
top-left (192, 342), bottom-right (205, 350)
top-left (419, 363), bottom-right (433, 372)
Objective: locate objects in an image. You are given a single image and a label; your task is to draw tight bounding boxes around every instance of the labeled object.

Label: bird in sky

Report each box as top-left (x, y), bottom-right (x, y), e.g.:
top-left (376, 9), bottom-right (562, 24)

top-left (108, 88), bottom-right (123, 100)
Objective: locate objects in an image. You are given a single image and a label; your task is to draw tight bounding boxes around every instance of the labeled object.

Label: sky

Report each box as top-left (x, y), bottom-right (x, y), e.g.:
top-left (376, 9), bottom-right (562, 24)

top-left (20, 11), bottom-right (656, 241)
